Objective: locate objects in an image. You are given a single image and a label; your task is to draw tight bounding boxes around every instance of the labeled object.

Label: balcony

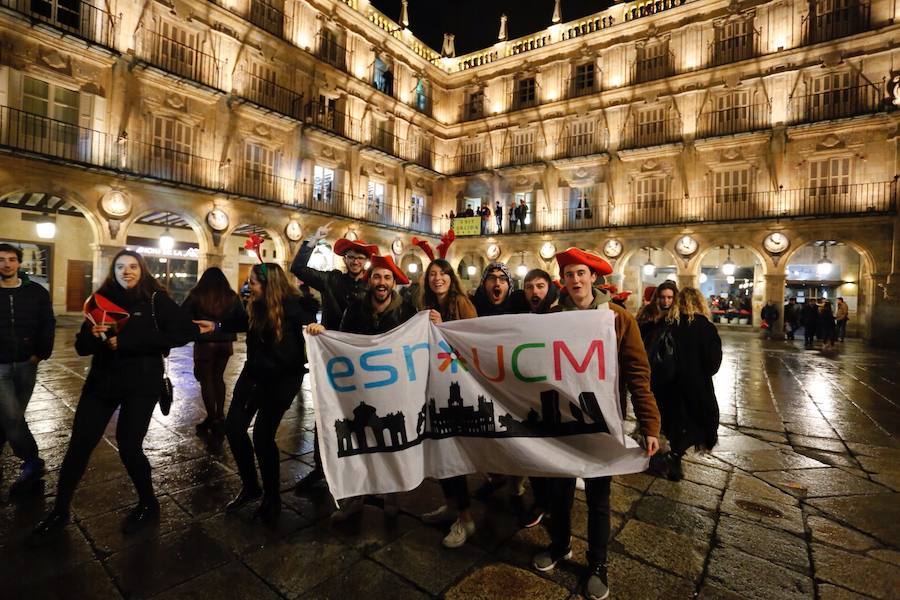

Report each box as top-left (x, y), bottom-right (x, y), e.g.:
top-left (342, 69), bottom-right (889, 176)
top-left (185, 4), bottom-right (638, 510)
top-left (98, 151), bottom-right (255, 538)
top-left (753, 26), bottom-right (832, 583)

top-left (235, 68), bottom-right (303, 120)
top-left (555, 132), bottom-right (605, 159)
top-left (802, 1), bottom-right (870, 44)
top-left (368, 128), bottom-right (400, 157)
top-left (0, 105), bottom-right (107, 166)
top-left (399, 140), bottom-right (438, 171)
top-left (410, 92), bottom-right (433, 117)
top-left (566, 75), bottom-right (600, 100)
top-left (620, 118), bottom-right (681, 150)
top-left (460, 99), bottom-right (487, 122)
top-left (121, 138), bottom-right (219, 190)
top-left (316, 33), bottom-right (349, 72)
top-left (507, 81), bottom-right (542, 112)
top-left (230, 166), bottom-right (295, 204)
top-left (295, 184), bottom-right (435, 232)
top-left (0, 0), bottom-right (116, 48)
top-left (632, 50), bottom-right (675, 84)
top-left (451, 153), bottom-right (486, 175)
top-left (788, 83), bottom-right (884, 125)
top-left (501, 143), bottom-right (537, 168)
top-left (708, 29), bottom-right (759, 66)
top-left (697, 103), bottom-right (770, 138)
top-left (248, 0), bottom-right (287, 38)
top-left (136, 27), bottom-right (222, 90)
top-left (303, 102), bottom-right (363, 142)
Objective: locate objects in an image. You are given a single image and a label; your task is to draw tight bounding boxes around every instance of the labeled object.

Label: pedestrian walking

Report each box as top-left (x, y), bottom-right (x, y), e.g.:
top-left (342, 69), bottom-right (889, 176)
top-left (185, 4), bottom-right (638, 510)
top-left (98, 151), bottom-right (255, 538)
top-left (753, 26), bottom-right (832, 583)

top-left (533, 248), bottom-right (660, 600)
top-left (196, 263), bottom-right (316, 524)
top-left (819, 300), bottom-right (837, 350)
top-left (291, 223), bottom-right (378, 494)
top-left (761, 301), bottom-right (779, 339)
top-left (648, 287), bottom-right (722, 481)
top-left (33, 250), bottom-right (196, 537)
top-left (801, 299), bottom-right (818, 348)
top-left (181, 267), bottom-right (245, 436)
top-left (835, 297), bottom-right (849, 341)
top-left (0, 243), bottom-right (55, 496)
top-left (783, 297), bottom-right (799, 340)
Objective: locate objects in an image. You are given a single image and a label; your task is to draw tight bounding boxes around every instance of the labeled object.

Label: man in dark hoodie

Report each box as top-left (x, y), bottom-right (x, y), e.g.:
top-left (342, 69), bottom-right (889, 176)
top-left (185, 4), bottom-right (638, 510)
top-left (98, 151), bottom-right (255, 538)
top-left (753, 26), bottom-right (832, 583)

top-left (0, 243), bottom-right (55, 495)
top-left (470, 262), bottom-right (513, 316)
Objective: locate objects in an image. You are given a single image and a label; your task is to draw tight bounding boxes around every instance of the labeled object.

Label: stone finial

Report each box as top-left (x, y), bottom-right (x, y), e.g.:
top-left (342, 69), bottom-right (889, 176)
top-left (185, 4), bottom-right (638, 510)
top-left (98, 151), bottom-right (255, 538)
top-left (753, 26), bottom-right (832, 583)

top-left (498, 14), bottom-right (508, 41)
top-left (552, 0), bottom-right (562, 23)
top-left (442, 33), bottom-right (456, 58)
top-left (400, 0), bottom-right (409, 28)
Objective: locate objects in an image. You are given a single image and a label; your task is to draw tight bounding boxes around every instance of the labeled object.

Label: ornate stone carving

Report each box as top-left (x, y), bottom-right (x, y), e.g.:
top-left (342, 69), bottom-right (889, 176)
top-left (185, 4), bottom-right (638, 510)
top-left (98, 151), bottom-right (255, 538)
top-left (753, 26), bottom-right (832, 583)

top-left (253, 124), bottom-right (271, 138)
top-left (39, 48), bottom-right (68, 71)
top-left (164, 94), bottom-right (187, 110)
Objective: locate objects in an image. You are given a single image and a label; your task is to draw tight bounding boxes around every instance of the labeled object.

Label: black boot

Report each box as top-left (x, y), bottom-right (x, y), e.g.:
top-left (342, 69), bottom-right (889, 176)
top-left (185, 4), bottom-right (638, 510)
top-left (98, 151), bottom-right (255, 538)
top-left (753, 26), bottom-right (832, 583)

top-left (225, 485), bottom-right (262, 513)
top-left (253, 495), bottom-right (281, 525)
top-left (293, 469), bottom-right (324, 495)
top-left (31, 507), bottom-right (70, 539)
top-left (666, 453), bottom-right (684, 482)
top-left (122, 499), bottom-right (161, 534)
top-left (10, 458), bottom-right (46, 496)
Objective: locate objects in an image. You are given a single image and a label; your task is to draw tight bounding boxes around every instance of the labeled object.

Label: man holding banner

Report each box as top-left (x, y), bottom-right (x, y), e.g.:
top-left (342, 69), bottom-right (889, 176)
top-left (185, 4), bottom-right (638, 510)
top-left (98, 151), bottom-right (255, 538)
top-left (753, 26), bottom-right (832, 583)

top-left (534, 247), bottom-right (660, 600)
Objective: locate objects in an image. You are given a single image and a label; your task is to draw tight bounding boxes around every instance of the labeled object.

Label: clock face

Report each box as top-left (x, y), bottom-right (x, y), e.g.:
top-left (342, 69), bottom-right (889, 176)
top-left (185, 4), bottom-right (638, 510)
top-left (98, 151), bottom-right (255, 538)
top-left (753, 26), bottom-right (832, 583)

top-left (285, 221), bottom-right (302, 241)
top-left (486, 243), bottom-right (501, 260)
top-left (101, 191), bottom-right (130, 218)
top-left (603, 239), bottom-right (623, 259)
top-left (206, 209), bottom-right (229, 232)
top-left (675, 235), bottom-right (698, 256)
top-left (764, 232), bottom-right (789, 254)
top-left (539, 242), bottom-right (556, 260)
top-left (391, 239), bottom-right (404, 255)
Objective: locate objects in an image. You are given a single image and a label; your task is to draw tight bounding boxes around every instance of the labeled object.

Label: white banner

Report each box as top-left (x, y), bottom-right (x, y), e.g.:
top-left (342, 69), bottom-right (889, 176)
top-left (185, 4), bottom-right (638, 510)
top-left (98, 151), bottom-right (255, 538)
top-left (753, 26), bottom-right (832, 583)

top-left (306, 310), bottom-right (648, 500)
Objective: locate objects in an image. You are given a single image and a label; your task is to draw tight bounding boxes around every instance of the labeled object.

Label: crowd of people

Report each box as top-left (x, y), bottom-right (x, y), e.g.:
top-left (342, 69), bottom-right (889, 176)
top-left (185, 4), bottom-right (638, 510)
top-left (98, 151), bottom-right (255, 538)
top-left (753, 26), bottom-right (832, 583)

top-left (0, 232), bottom-right (728, 600)
top-left (782, 296), bottom-right (849, 349)
top-left (445, 198), bottom-right (531, 234)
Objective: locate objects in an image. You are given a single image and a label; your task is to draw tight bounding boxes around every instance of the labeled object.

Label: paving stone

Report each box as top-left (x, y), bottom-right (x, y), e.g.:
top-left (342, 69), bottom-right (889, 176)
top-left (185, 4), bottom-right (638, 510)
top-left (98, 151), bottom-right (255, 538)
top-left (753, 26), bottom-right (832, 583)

top-left (647, 478), bottom-right (721, 512)
top-left (303, 557), bottom-right (430, 600)
top-left (153, 561), bottom-right (281, 600)
top-left (806, 516), bottom-right (879, 552)
top-left (634, 494), bottom-right (717, 539)
top-left (715, 515), bottom-right (809, 572)
top-left (495, 524), bottom-right (589, 592)
top-left (727, 472), bottom-right (800, 506)
top-left (706, 546), bottom-right (814, 600)
top-left (444, 562), bottom-right (570, 600)
top-left (6, 558), bottom-right (121, 600)
top-left (757, 468), bottom-right (887, 498)
top-left (169, 474), bottom-right (244, 518)
top-left (614, 519), bottom-right (707, 581)
top-left (615, 471), bottom-right (655, 492)
top-left (610, 481), bottom-right (642, 514)
top-left (79, 495), bottom-right (193, 554)
top-left (793, 448), bottom-right (859, 469)
top-left (371, 526), bottom-right (486, 595)
top-left (807, 494), bottom-right (900, 546)
top-left (325, 504), bottom-right (420, 555)
top-left (682, 461), bottom-right (731, 489)
top-left (866, 548), bottom-right (900, 566)
top-left (714, 449), bottom-right (829, 472)
top-left (812, 544), bottom-right (900, 600)
top-left (789, 435), bottom-right (848, 454)
top-left (0, 521), bottom-right (97, 585)
top-left (816, 584), bottom-right (876, 600)
top-left (243, 526), bottom-right (362, 598)
top-left (607, 551), bottom-right (696, 599)
top-left (738, 427), bottom-right (790, 444)
top-left (199, 505), bottom-right (310, 556)
top-left (697, 582), bottom-right (750, 599)
top-left (870, 472), bottom-right (900, 492)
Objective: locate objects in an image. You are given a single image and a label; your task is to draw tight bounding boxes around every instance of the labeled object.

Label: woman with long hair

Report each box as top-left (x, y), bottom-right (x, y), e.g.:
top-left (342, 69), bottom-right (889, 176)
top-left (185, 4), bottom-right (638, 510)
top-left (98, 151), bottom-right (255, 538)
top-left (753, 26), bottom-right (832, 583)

top-left (415, 259), bottom-right (479, 548)
top-left (655, 287), bottom-right (722, 480)
top-left (34, 250), bottom-right (196, 536)
top-left (196, 263), bottom-right (315, 524)
top-left (182, 267), bottom-right (245, 435)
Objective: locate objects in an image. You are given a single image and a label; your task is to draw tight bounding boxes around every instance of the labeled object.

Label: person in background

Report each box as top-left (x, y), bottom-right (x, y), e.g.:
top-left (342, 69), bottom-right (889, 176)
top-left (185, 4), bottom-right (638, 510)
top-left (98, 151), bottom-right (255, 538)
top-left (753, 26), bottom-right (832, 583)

top-left (835, 297), bottom-right (849, 342)
top-left (34, 250), bottom-right (196, 537)
top-left (0, 243), bottom-right (55, 496)
top-left (819, 300), bottom-right (837, 350)
top-left (783, 297), bottom-right (799, 340)
top-left (800, 299), bottom-right (819, 348)
top-left (761, 301), bottom-right (779, 339)
top-left (509, 202), bottom-right (517, 233)
top-left (495, 201), bottom-right (503, 234)
top-left (642, 286), bottom-right (657, 307)
top-left (517, 198), bottom-right (528, 232)
top-left (182, 267), bottom-right (245, 436)
top-left (196, 263), bottom-right (316, 524)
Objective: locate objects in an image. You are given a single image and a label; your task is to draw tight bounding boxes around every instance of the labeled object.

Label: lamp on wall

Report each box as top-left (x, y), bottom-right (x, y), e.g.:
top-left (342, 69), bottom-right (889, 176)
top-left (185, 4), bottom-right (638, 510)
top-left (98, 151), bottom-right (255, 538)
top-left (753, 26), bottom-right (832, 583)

top-left (159, 214), bottom-right (175, 252)
top-left (721, 247), bottom-right (736, 276)
top-left (35, 213), bottom-right (56, 239)
top-left (642, 247), bottom-right (656, 277)
top-left (408, 262), bottom-right (418, 273)
top-left (516, 252), bottom-right (528, 278)
top-left (817, 243), bottom-right (833, 276)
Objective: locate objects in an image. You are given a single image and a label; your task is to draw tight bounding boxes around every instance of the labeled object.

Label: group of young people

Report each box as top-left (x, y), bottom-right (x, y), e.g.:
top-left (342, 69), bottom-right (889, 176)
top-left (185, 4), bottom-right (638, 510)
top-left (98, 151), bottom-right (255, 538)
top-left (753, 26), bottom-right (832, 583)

top-left (0, 224), bottom-right (723, 600)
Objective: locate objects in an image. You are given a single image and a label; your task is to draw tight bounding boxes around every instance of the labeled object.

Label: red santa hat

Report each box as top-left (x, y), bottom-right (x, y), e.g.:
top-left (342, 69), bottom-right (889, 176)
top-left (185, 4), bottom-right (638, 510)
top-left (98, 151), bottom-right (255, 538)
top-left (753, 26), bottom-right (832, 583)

top-left (555, 247), bottom-right (613, 276)
top-left (334, 238), bottom-right (379, 257)
top-left (365, 255), bottom-right (410, 285)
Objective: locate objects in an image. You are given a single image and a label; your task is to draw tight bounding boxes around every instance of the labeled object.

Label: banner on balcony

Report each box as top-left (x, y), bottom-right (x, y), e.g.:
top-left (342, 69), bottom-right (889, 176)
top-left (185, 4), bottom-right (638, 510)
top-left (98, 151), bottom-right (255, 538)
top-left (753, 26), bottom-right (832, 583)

top-left (450, 216), bottom-right (482, 236)
top-left (306, 311), bottom-right (649, 500)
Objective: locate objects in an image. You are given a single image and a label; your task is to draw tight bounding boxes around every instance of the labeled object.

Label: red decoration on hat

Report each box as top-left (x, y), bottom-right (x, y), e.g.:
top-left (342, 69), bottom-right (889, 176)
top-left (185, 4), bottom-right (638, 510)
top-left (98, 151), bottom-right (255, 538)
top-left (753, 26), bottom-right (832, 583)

top-left (600, 283), bottom-right (633, 304)
top-left (244, 233), bottom-right (265, 264)
top-left (334, 238), bottom-right (379, 257)
top-left (555, 247), bottom-right (613, 276)
top-left (412, 228), bottom-right (456, 261)
top-left (366, 255), bottom-right (410, 285)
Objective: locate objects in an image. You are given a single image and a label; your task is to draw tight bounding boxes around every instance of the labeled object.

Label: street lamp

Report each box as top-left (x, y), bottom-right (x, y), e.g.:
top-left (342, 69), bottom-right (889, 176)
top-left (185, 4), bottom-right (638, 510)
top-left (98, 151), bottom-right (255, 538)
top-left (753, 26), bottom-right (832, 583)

top-left (467, 264), bottom-right (477, 276)
top-left (817, 244), bottom-right (833, 276)
top-left (408, 262), bottom-right (418, 273)
top-left (159, 228), bottom-right (175, 252)
top-left (721, 247), bottom-right (736, 276)
top-left (642, 248), bottom-right (656, 277)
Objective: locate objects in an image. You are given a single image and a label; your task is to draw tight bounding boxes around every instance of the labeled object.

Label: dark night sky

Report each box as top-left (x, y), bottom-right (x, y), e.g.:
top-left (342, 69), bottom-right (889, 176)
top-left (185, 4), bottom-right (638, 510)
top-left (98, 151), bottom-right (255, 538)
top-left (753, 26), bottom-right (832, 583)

top-left (370, 0), bottom-right (615, 55)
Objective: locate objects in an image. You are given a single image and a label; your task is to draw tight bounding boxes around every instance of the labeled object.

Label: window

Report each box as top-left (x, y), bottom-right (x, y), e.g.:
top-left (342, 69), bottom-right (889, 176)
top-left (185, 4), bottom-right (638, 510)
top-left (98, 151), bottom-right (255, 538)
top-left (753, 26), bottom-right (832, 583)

top-left (714, 19), bottom-right (754, 64)
top-left (461, 139), bottom-right (483, 171)
top-left (515, 191), bottom-right (533, 226)
top-left (808, 157), bottom-right (851, 197)
top-left (318, 28), bottom-right (344, 68)
top-left (714, 168), bottom-right (752, 202)
top-left (21, 76), bottom-right (79, 151)
top-left (313, 165), bottom-right (334, 203)
top-left (250, 0), bottom-right (284, 37)
top-left (510, 130), bottom-right (535, 165)
top-left (572, 63), bottom-right (596, 95)
top-left (29, 0), bottom-right (82, 32)
top-left (635, 106), bottom-right (667, 145)
top-left (465, 90), bottom-right (485, 120)
top-left (714, 90), bottom-right (751, 132)
top-left (635, 176), bottom-right (666, 209)
top-left (810, 72), bottom-right (854, 120)
top-left (315, 95), bottom-right (339, 131)
top-left (636, 41), bottom-right (670, 82)
top-left (242, 142), bottom-right (277, 196)
top-left (250, 62), bottom-right (278, 104)
top-left (514, 78), bottom-right (537, 109)
top-left (373, 57), bottom-right (393, 96)
top-left (414, 79), bottom-right (429, 112)
top-left (568, 119), bottom-right (596, 156)
top-left (569, 187), bottom-right (594, 220)
top-left (151, 115), bottom-right (194, 180)
top-left (157, 22), bottom-right (198, 79)
top-left (371, 119), bottom-right (393, 153)
top-left (367, 181), bottom-right (386, 216)
top-left (410, 192), bottom-right (425, 225)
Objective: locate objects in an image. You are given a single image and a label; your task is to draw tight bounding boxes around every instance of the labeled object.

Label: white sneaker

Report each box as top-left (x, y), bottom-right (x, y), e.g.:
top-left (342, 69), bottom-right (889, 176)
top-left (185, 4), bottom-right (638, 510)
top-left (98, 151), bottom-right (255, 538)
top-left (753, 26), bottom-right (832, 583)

top-left (576, 478), bottom-right (586, 491)
top-left (422, 504), bottom-right (458, 524)
top-left (442, 518), bottom-right (475, 548)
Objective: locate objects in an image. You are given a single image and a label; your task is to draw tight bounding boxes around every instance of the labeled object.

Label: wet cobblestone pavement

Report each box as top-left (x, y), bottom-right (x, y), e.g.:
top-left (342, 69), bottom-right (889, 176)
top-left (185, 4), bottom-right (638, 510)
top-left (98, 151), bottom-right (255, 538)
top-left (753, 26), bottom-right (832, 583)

top-left (2, 323), bottom-right (899, 599)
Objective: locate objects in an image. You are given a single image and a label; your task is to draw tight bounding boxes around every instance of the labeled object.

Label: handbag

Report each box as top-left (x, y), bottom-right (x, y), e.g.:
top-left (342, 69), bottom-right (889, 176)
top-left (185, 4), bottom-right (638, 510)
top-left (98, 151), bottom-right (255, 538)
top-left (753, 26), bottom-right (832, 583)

top-left (151, 292), bottom-right (174, 416)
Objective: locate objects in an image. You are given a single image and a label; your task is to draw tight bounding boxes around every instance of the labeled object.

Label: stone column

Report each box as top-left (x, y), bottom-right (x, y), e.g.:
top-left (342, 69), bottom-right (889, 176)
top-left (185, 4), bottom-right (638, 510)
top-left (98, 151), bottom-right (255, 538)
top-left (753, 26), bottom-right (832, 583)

top-left (677, 273), bottom-right (698, 290)
top-left (763, 273), bottom-right (786, 339)
top-left (91, 243), bottom-right (121, 286)
top-left (869, 273), bottom-right (900, 348)
top-left (203, 252), bottom-right (224, 270)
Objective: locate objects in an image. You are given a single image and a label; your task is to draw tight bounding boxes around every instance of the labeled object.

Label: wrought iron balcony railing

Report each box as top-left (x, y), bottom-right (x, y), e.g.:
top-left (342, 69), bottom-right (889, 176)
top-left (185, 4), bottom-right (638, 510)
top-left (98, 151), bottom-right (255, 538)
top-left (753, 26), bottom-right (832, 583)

top-left (451, 153), bottom-right (487, 175)
top-left (788, 82), bottom-right (884, 125)
top-left (0, 0), bottom-right (116, 48)
top-left (398, 140), bottom-right (438, 171)
top-left (632, 50), bottom-right (675, 84)
top-left (697, 102), bottom-right (771, 138)
top-left (235, 68), bottom-right (303, 120)
top-left (500, 144), bottom-right (538, 167)
top-left (136, 26), bottom-right (223, 90)
top-left (316, 33), bottom-right (349, 72)
top-left (802, 1), bottom-right (870, 44)
top-left (566, 75), bottom-right (600, 99)
top-left (554, 132), bottom-right (606, 159)
top-left (620, 118), bottom-right (682, 150)
top-left (0, 105), bottom-right (108, 165)
top-left (248, 0), bottom-right (288, 38)
top-left (708, 29), bottom-right (759, 66)
top-left (295, 184), bottom-right (434, 232)
top-left (303, 102), bottom-right (363, 142)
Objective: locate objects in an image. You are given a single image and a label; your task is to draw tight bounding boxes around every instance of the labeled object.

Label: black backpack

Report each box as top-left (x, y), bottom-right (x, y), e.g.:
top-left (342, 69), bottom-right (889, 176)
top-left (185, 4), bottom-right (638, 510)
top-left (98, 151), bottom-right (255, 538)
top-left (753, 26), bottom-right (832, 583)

top-left (649, 327), bottom-right (677, 385)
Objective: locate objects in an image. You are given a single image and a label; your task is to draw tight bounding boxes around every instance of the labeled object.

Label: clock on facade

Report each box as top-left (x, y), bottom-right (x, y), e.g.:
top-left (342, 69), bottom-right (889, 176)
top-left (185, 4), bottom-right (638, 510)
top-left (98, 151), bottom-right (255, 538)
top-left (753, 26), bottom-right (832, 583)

top-left (486, 243), bottom-right (501, 260)
top-left (285, 220), bottom-right (303, 242)
top-left (206, 208), bottom-right (229, 232)
top-left (100, 190), bottom-right (131, 218)
top-left (391, 238), bottom-right (404, 255)
top-left (602, 239), bottom-right (623, 259)
top-left (675, 235), bottom-right (699, 256)
top-left (539, 242), bottom-right (556, 260)
top-left (763, 232), bottom-right (790, 254)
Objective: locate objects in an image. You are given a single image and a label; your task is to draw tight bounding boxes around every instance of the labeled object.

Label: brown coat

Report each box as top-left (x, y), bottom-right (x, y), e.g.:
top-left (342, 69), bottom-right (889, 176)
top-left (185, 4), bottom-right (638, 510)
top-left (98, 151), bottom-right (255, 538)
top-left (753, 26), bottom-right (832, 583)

top-left (552, 293), bottom-right (661, 438)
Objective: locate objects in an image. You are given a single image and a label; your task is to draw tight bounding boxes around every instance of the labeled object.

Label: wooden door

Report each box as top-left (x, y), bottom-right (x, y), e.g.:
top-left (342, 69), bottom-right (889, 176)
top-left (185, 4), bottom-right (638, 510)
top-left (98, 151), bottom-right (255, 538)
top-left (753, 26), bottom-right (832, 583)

top-left (66, 259), bottom-right (93, 312)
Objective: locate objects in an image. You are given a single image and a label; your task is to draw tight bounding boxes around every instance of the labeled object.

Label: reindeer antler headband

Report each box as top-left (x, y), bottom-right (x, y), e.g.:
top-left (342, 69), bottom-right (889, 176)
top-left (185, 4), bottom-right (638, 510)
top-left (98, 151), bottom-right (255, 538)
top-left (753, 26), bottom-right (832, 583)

top-left (412, 228), bottom-right (456, 261)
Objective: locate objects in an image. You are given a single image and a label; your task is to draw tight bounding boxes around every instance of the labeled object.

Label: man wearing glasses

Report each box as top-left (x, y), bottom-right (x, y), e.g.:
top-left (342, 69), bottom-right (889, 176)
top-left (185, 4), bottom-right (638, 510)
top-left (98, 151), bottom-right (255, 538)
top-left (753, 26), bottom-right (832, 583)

top-left (290, 222), bottom-right (379, 494)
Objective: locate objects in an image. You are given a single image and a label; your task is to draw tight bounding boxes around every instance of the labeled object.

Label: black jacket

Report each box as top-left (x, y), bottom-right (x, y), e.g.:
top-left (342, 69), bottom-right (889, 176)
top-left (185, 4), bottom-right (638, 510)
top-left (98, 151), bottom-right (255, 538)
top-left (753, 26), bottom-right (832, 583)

top-left (761, 304), bottom-right (779, 323)
top-left (340, 291), bottom-right (418, 335)
top-left (471, 285), bottom-right (513, 316)
top-left (222, 296), bottom-right (316, 379)
top-left (181, 295), bottom-right (245, 344)
top-left (801, 303), bottom-right (819, 328)
top-left (290, 242), bottom-right (367, 330)
top-left (76, 289), bottom-right (196, 398)
top-left (0, 276), bottom-right (55, 363)
top-left (507, 286), bottom-right (559, 315)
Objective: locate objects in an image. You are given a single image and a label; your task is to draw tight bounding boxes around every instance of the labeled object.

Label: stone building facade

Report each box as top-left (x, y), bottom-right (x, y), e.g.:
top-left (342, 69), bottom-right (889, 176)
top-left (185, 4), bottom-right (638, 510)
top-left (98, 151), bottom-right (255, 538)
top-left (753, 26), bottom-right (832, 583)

top-left (0, 0), bottom-right (897, 344)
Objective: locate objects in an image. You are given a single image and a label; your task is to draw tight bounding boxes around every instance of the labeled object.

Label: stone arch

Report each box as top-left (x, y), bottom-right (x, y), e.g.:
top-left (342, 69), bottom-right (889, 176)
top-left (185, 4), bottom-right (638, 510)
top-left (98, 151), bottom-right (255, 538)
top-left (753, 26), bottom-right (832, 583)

top-left (689, 238), bottom-right (772, 278)
top-left (781, 234), bottom-right (879, 278)
top-left (0, 180), bottom-right (104, 247)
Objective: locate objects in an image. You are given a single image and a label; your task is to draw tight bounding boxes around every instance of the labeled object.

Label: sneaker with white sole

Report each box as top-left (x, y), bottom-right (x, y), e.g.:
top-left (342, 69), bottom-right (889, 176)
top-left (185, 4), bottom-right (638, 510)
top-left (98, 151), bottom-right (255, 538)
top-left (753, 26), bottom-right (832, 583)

top-left (532, 548), bottom-right (572, 572)
top-left (442, 518), bottom-right (475, 548)
top-left (585, 564), bottom-right (610, 600)
top-left (422, 504), bottom-right (457, 525)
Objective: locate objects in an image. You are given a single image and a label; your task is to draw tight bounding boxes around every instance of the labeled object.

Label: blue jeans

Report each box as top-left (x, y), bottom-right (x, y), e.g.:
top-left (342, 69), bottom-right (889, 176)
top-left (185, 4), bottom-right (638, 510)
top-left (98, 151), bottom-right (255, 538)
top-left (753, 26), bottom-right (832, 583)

top-left (0, 361), bottom-right (40, 462)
